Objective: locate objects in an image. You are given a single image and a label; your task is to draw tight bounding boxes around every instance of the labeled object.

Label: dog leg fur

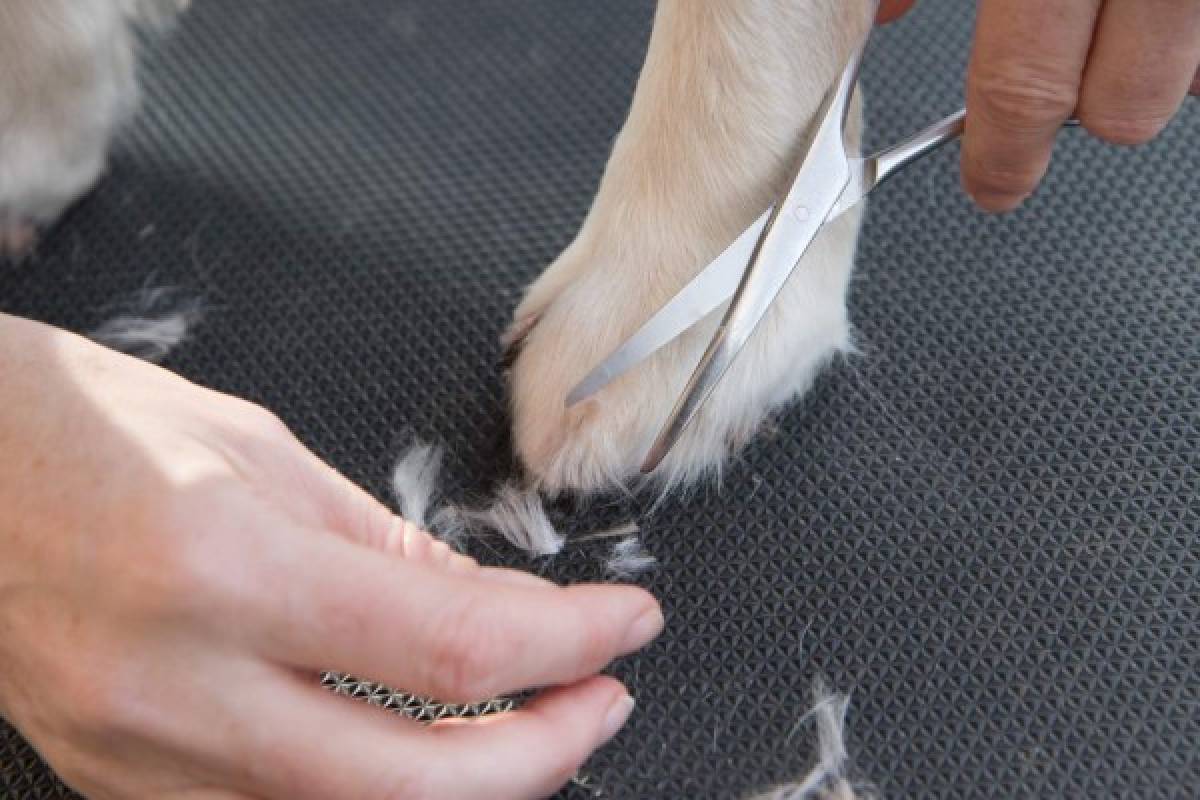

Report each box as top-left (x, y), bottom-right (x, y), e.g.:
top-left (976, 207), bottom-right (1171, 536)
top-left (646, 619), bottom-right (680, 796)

top-left (0, 0), bottom-right (186, 259)
top-left (508, 0), bottom-right (873, 491)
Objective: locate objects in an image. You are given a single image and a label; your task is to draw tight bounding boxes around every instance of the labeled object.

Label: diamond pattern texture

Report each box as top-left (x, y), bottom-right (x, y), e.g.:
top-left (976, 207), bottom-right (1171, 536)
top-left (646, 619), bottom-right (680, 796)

top-left (2, 1), bottom-right (1198, 798)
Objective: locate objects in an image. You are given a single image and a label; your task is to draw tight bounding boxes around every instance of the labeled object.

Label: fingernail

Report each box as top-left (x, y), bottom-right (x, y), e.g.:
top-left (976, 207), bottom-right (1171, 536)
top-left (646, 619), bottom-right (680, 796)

top-left (601, 693), bottom-right (635, 742)
top-left (620, 606), bottom-right (664, 655)
top-left (968, 191), bottom-right (1025, 214)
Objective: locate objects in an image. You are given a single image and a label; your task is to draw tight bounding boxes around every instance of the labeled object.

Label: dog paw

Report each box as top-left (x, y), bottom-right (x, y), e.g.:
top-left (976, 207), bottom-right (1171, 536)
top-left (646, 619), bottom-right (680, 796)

top-left (507, 0), bottom-right (872, 492)
top-left (509, 206), bottom-right (861, 493)
top-left (0, 1), bottom-right (143, 258)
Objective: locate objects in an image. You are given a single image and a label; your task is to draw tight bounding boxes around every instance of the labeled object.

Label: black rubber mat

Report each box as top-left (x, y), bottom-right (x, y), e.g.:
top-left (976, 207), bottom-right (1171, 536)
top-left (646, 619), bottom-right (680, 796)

top-left (2, 1), bottom-right (1198, 797)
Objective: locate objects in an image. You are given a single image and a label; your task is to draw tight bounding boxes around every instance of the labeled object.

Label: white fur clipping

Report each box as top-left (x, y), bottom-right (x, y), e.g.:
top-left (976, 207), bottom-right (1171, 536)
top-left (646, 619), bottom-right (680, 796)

top-left (390, 440), bottom-right (443, 529)
top-left (605, 536), bottom-right (657, 579)
top-left (748, 685), bottom-right (876, 800)
top-left (119, 0), bottom-right (190, 28)
top-left (388, 443), bottom-right (644, 562)
top-left (90, 287), bottom-right (204, 363)
top-left (459, 485), bottom-right (565, 557)
top-left (579, 521), bottom-right (640, 542)
top-left (428, 506), bottom-right (469, 552)
top-left (387, 442), bottom-right (566, 557)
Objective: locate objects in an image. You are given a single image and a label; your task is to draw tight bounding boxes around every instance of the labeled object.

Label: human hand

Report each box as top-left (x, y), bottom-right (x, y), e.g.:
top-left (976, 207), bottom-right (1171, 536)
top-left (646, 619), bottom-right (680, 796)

top-left (0, 314), bottom-right (662, 799)
top-left (964, 0), bottom-right (1200, 211)
top-left (879, 1), bottom-right (1200, 212)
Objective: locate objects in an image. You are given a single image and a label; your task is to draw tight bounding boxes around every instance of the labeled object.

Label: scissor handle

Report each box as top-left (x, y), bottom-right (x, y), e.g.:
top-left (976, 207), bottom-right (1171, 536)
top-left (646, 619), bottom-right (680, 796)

top-left (871, 110), bottom-right (1084, 190)
top-left (872, 109), bottom-right (965, 186)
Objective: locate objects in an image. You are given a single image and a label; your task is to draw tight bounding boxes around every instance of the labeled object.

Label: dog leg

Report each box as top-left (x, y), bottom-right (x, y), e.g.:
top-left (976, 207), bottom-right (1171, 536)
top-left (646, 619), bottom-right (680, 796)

top-left (508, 0), bottom-right (873, 491)
top-left (0, 0), bottom-right (186, 260)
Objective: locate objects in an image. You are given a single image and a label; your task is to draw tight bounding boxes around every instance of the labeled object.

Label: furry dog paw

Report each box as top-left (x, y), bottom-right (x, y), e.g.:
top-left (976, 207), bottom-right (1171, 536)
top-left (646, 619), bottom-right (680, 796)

top-left (508, 1), bottom-right (872, 492)
top-left (0, 1), bottom-right (183, 260)
top-left (507, 192), bottom-right (862, 493)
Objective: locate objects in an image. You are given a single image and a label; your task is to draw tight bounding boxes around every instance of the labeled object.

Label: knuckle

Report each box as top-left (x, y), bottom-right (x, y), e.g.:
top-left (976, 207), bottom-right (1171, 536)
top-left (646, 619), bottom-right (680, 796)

top-left (973, 68), bottom-right (1078, 129)
top-left (242, 402), bottom-right (293, 442)
top-left (109, 492), bottom-right (253, 632)
top-left (425, 598), bottom-right (512, 701)
top-left (217, 395), bottom-right (294, 445)
top-left (132, 502), bottom-right (224, 601)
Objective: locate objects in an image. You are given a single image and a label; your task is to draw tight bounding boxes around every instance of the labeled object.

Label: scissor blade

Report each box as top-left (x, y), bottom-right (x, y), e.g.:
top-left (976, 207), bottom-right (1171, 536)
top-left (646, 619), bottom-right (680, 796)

top-left (565, 208), bottom-right (772, 407)
top-left (827, 157), bottom-right (871, 220)
top-left (565, 161), bottom-right (869, 408)
top-left (641, 133), bottom-right (854, 472)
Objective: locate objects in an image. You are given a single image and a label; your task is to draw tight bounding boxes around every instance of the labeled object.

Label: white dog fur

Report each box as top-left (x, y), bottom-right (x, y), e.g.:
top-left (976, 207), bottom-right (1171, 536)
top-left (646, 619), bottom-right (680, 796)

top-left (0, 1), bottom-right (188, 256)
top-left (0, 0), bottom-right (869, 494)
top-left (508, 0), bottom-right (871, 491)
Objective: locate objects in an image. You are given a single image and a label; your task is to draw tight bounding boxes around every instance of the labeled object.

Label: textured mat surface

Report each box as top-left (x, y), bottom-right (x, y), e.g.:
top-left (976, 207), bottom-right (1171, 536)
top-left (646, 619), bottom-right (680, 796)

top-left (2, 1), bottom-right (1198, 798)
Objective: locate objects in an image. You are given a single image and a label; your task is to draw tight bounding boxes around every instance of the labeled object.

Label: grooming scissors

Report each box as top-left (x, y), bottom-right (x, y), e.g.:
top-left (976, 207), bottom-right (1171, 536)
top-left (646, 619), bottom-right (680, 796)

top-left (566, 1), bottom-right (1080, 474)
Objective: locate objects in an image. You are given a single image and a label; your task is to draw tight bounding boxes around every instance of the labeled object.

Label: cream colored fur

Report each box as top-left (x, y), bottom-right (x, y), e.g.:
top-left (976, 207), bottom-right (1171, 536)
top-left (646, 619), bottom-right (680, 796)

top-left (0, 0), bottom-right (869, 494)
top-left (509, 0), bottom-right (873, 491)
top-left (0, 0), bottom-right (185, 256)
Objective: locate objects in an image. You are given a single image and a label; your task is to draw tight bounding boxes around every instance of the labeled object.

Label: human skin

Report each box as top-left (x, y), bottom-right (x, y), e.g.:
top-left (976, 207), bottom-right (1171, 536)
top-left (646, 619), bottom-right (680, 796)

top-left (0, 312), bottom-right (663, 799)
top-left (879, 0), bottom-right (1200, 211)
